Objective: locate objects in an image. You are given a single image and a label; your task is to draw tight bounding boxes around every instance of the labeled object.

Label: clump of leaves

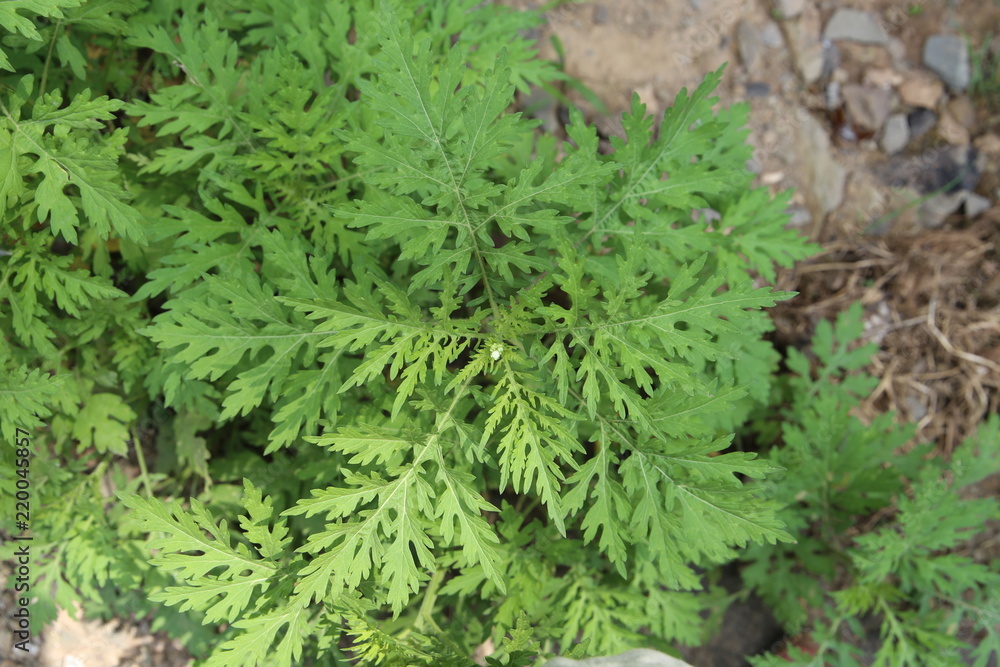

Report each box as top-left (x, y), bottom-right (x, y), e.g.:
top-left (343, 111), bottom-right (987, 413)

top-left (2, 0), bottom-right (819, 665)
top-left (743, 303), bottom-right (1000, 667)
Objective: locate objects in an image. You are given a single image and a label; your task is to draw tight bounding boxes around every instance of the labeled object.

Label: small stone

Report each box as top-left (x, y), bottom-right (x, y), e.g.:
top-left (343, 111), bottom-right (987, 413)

top-left (887, 37), bottom-right (908, 69)
top-left (945, 95), bottom-right (976, 131)
top-left (923, 34), bottom-right (971, 92)
top-left (745, 81), bottom-right (772, 97)
top-left (902, 393), bottom-right (928, 422)
top-left (736, 21), bottom-right (764, 69)
top-left (864, 300), bottom-right (893, 344)
top-left (918, 190), bottom-right (966, 228)
top-left (838, 124), bottom-right (859, 143)
top-left (964, 192), bottom-right (991, 218)
top-left (881, 113), bottom-right (909, 155)
top-left (825, 81), bottom-right (841, 109)
top-left (821, 40), bottom-right (841, 80)
top-left (593, 4), bottom-right (609, 24)
top-left (898, 72), bottom-right (944, 108)
top-left (914, 145), bottom-right (979, 193)
top-left (863, 67), bottom-right (904, 89)
top-left (907, 108), bottom-right (938, 139)
top-left (761, 171), bottom-right (785, 185)
top-left (760, 21), bottom-right (783, 47)
top-left (784, 5), bottom-right (825, 84)
top-left (937, 110), bottom-right (970, 146)
top-left (974, 132), bottom-right (1000, 157)
top-left (954, 146), bottom-right (980, 192)
top-left (794, 47), bottom-right (825, 84)
top-left (771, 0), bottom-right (805, 19)
top-left (843, 84), bottom-right (894, 131)
top-left (786, 206), bottom-right (812, 227)
top-left (797, 112), bottom-right (846, 218)
top-left (823, 9), bottom-right (889, 46)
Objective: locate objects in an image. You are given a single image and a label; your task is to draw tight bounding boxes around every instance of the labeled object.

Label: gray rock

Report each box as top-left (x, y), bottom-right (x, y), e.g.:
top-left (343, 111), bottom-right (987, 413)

top-left (918, 190), bottom-right (966, 228)
top-left (876, 145), bottom-right (982, 228)
top-left (821, 39), bottom-right (841, 80)
top-left (823, 9), bottom-right (889, 46)
top-left (737, 21), bottom-right (764, 69)
top-left (842, 84), bottom-right (894, 132)
top-left (923, 34), bottom-right (971, 91)
top-left (881, 113), bottom-right (910, 155)
top-left (906, 108), bottom-right (938, 139)
top-left (544, 650), bottom-right (694, 667)
top-left (787, 205), bottom-right (812, 228)
top-left (797, 112), bottom-right (846, 217)
top-left (880, 145), bottom-right (980, 195)
top-left (825, 80), bottom-right (841, 109)
top-left (745, 81), bottom-right (772, 97)
top-left (888, 37), bottom-right (908, 69)
top-left (785, 19), bottom-right (825, 84)
top-left (964, 192), bottom-right (991, 218)
top-left (903, 392), bottom-right (928, 422)
top-left (760, 21), bottom-right (784, 47)
top-left (771, 0), bottom-right (805, 19)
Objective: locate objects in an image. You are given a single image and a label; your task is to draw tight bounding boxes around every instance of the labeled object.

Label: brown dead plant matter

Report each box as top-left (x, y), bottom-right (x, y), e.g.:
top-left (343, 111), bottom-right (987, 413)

top-left (772, 212), bottom-right (1000, 454)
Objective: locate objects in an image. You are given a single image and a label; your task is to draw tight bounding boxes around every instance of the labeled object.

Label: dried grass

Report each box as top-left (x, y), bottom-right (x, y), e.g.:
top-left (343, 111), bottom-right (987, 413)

top-left (772, 211), bottom-right (1000, 454)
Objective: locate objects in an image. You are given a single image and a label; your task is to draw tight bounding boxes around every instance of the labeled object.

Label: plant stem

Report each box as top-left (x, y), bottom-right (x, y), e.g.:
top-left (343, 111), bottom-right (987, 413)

top-left (132, 428), bottom-right (154, 497)
top-left (40, 20), bottom-right (63, 95)
top-left (416, 568), bottom-right (468, 658)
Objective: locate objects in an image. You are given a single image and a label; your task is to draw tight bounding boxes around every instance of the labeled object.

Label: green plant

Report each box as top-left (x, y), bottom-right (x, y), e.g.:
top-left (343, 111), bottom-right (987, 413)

top-left (1, 0), bottom-right (823, 665)
top-left (968, 33), bottom-right (1000, 112)
top-left (743, 303), bottom-right (1000, 667)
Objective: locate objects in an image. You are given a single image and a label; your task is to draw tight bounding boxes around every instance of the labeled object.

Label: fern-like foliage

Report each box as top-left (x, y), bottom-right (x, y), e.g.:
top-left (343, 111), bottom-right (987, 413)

top-left (1, 75), bottom-right (143, 245)
top-left (744, 303), bottom-right (1000, 667)
top-left (119, 1), bottom-right (814, 662)
top-left (2, 0), bottom-right (821, 664)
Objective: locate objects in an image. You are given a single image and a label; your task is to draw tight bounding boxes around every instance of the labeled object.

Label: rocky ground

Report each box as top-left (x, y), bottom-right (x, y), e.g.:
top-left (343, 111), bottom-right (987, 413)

top-left (6, 1), bottom-right (998, 665)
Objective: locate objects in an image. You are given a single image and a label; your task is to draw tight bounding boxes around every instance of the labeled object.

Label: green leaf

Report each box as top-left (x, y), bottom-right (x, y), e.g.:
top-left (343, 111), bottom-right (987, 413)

top-left (119, 489), bottom-right (282, 625)
top-left (142, 272), bottom-right (321, 419)
top-left (0, 0), bottom-right (83, 71)
top-left (205, 600), bottom-right (312, 667)
top-left (284, 462), bottom-right (438, 614)
top-left (72, 393), bottom-right (135, 455)
top-left (0, 76), bottom-right (144, 243)
top-left (0, 363), bottom-right (63, 443)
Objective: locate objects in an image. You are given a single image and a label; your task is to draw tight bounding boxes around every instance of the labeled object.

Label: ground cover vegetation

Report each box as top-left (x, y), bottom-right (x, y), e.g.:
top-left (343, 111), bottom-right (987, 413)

top-left (1, 1), bottom-right (997, 665)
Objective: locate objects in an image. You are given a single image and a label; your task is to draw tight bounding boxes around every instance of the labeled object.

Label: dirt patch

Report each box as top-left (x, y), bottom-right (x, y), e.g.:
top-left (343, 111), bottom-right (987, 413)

top-left (771, 214), bottom-right (1000, 451)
